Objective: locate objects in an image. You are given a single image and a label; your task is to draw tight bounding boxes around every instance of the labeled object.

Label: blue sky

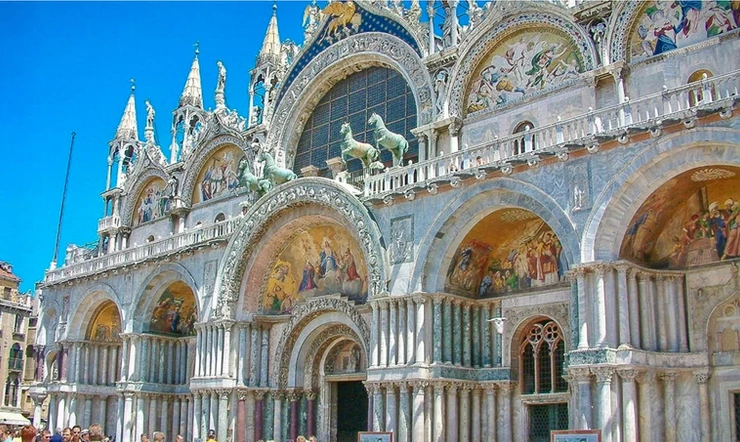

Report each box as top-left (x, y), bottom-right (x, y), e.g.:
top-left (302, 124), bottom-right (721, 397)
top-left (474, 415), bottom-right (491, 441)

top-left (0, 1), bottom-right (311, 292)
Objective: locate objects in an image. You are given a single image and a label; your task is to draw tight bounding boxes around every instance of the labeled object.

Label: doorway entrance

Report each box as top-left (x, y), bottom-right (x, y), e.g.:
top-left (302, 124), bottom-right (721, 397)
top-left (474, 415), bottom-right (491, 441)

top-left (335, 380), bottom-right (368, 442)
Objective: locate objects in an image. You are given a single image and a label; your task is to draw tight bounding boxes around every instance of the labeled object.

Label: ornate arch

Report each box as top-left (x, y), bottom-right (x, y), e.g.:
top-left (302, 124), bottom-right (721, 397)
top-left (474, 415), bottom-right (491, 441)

top-left (66, 283), bottom-right (123, 341)
top-left (130, 263), bottom-right (199, 333)
top-left (582, 127), bottom-right (740, 262)
top-left (415, 178), bottom-right (578, 294)
top-left (265, 32), bottom-right (434, 168)
top-left (121, 167), bottom-right (169, 227)
top-left (449, 6), bottom-right (596, 119)
top-left (303, 324), bottom-right (363, 390)
top-left (179, 134), bottom-right (252, 207)
top-left (214, 178), bottom-right (388, 319)
top-left (606, 1), bottom-right (641, 64)
top-left (272, 296), bottom-right (370, 389)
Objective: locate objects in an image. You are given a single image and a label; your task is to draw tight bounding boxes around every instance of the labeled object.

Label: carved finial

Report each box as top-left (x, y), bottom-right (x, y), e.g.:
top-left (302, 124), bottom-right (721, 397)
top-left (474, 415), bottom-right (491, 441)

top-left (130, 78), bottom-right (136, 92)
top-left (194, 41), bottom-right (200, 57)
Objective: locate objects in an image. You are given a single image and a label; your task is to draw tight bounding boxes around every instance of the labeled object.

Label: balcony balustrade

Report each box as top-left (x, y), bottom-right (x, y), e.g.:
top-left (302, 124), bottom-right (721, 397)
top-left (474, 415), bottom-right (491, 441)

top-left (362, 69), bottom-right (739, 197)
top-left (45, 217), bottom-right (238, 284)
top-left (97, 215), bottom-right (121, 232)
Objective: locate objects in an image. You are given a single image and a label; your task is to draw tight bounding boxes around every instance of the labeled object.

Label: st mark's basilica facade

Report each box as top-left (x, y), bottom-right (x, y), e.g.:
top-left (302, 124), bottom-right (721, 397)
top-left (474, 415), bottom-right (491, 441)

top-left (30, 1), bottom-right (740, 441)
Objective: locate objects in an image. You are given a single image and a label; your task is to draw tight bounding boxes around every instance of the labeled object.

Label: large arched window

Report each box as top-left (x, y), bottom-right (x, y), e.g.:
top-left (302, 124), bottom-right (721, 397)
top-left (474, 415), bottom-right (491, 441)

top-left (295, 66), bottom-right (418, 176)
top-left (688, 69), bottom-right (715, 106)
top-left (8, 344), bottom-right (22, 371)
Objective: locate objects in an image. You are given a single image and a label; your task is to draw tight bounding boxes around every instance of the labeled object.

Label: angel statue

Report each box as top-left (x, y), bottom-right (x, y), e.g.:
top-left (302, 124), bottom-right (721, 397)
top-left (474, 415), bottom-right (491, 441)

top-left (145, 100), bottom-right (155, 128)
top-left (216, 61), bottom-right (226, 93)
top-left (303, 0), bottom-right (321, 41)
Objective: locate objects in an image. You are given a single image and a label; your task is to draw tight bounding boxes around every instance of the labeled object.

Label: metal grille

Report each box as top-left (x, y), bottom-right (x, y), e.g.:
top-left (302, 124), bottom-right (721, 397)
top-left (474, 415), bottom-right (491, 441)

top-left (529, 403), bottom-right (569, 442)
top-left (522, 344), bottom-right (536, 394)
top-left (295, 66), bottom-right (418, 175)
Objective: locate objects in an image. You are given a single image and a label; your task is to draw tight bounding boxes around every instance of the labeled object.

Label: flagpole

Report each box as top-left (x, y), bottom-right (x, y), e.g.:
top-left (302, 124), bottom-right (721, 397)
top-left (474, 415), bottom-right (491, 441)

top-left (50, 132), bottom-right (76, 270)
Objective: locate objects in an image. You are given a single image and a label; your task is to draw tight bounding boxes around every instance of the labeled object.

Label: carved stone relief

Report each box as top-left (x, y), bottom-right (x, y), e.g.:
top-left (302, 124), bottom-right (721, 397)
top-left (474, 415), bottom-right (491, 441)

top-left (390, 215), bottom-right (414, 264)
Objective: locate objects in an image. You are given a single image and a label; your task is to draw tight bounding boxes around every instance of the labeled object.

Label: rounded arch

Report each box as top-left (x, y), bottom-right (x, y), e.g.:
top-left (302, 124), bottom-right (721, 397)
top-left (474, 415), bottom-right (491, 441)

top-left (266, 32), bottom-right (434, 168)
top-left (121, 167), bottom-right (169, 227)
top-left (85, 300), bottom-right (122, 342)
top-left (213, 178), bottom-right (388, 320)
top-left (179, 134), bottom-right (252, 207)
top-left (414, 178), bottom-right (579, 294)
top-left (303, 328), bottom-right (364, 390)
top-left (36, 307), bottom-right (57, 346)
top-left (130, 263), bottom-right (199, 333)
top-left (66, 283), bottom-right (123, 341)
top-left (449, 6), bottom-right (596, 119)
top-left (583, 127), bottom-right (740, 262)
top-left (272, 296), bottom-right (370, 389)
top-left (708, 291), bottom-right (740, 354)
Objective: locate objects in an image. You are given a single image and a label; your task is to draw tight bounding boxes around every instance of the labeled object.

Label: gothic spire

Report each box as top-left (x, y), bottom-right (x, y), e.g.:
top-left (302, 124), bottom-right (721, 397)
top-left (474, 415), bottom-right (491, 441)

top-left (179, 43), bottom-right (204, 108)
top-left (258, 3), bottom-right (281, 65)
top-left (115, 79), bottom-right (139, 140)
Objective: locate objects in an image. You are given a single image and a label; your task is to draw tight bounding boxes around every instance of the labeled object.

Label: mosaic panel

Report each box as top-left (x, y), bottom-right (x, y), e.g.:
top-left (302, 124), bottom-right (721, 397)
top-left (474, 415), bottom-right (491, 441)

top-left (133, 178), bottom-right (169, 226)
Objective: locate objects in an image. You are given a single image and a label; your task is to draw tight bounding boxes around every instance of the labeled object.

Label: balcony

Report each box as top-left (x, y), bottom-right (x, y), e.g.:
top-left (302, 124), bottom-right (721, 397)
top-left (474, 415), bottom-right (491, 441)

top-left (45, 217), bottom-right (239, 285)
top-left (97, 215), bottom-right (121, 232)
top-left (361, 69), bottom-right (739, 198)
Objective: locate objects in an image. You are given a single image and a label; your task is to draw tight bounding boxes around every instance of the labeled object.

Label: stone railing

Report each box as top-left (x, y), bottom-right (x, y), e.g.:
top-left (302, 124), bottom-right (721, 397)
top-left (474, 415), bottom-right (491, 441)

top-left (363, 69), bottom-right (739, 198)
top-left (44, 218), bottom-right (239, 285)
top-left (97, 215), bottom-right (121, 232)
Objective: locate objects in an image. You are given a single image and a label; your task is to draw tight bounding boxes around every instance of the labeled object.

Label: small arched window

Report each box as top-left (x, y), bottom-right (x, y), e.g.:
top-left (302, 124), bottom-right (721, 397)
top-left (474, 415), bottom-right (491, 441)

top-left (688, 69), bottom-right (714, 106)
top-left (214, 213), bottom-right (226, 223)
top-left (520, 319), bottom-right (567, 395)
top-left (146, 235), bottom-right (155, 243)
top-left (513, 121), bottom-right (535, 156)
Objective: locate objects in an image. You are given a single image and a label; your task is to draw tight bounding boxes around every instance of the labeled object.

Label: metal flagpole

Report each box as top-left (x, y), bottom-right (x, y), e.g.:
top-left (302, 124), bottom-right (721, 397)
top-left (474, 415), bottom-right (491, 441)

top-left (50, 131), bottom-right (76, 270)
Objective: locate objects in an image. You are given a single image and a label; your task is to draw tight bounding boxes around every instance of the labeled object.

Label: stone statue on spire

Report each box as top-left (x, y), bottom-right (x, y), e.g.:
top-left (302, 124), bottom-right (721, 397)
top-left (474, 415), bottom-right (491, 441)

top-left (216, 61), bottom-right (226, 93)
top-left (145, 100), bottom-right (155, 129)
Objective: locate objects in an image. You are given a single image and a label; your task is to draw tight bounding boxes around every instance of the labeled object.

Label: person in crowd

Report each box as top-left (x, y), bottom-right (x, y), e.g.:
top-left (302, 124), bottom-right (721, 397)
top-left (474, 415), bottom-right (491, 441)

top-left (61, 429), bottom-right (72, 442)
top-left (19, 426), bottom-right (35, 442)
top-left (0, 426), bottom-right (11, 442)
top-left (206, 430), bottom-right (215, 442)
top-left (295, 436), bottom-right (306, 442)
top-left (49, 429), bottom-right (62, 442)
top-left (152, 433), bottom-right (164, 442)
top-left (174, 435), bottom-right (183, 442)
top-left (39, 430), bottom-right (51, 442)
top-left (87, 425), bottom-right (103, 442)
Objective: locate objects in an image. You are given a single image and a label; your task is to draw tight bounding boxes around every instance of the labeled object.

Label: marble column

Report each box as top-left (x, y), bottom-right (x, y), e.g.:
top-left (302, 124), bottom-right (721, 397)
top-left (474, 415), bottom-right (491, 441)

top-left (462, 304), bottom-right (471, 367)
top-left (655, 276), bottom-right (669, 351)
top-left (380, 301), bottom-right (389, 367)
top-left (236, 392), bottom-right (246, 442)
top-left (209, 392), bottom-right (218, 435)
top-left (260, 327), bottom-right (270, 387)
top-left (411, 382), bottom-right (426, 442)
top-left (273, 393), bottom-right (282, 442)
top-left (389, 300), bottom-right (398, 366)
top-left (636, 371), bottom-right (655, 442)
top-left (593, 367), bottom-right (614, 442)
top-left (216, 327), bottom-right (224, 377)
top-left (172, 398), bottom-right (181, 441)
top-left (695, 371), bottom-right (711, 442)
top-left (31, 394), bottom-right (47, 428)
top-left (254, 391), bottom-right (265, 442)
top-left (617, 369), bottom-right (638, 442)
top-left (193, 392), bottom-right (203, 441)
top-left (472, 306), bottom-right (480, 367)
top-left (386, 384), bottom-right (398, 434)
top-left (406, 298), bottom-right (415, 364)
top-left (661, 372), bottom-right (678, 442)
top-left (676, 277), bottom-right (689, 352)
top-left (575, 269), bottom-right (590, 349)
top-left (627, 269), bottom-right (641, 348)
top-left (615, 264), bottom-right (632, 347)
top-left (415, 298), bottom-right (426, 364)
top-left (250, 325), bottom-right (260, 386)
top-left (68, 394), bottom-right (78, 427)
top-left (432, 299), bottom-right (442, 363)
top-left (398, 300), bottom-right (407, 366)
top-left (483, 386), bottom-right (496, 442)
top-left (238, 326), bottom-right (248, 385)
top-left (459, 384), bottom-right (471, 442)
top-left (398, 383), bottom-right (410, 442)
top-left (471, 387), bottom-right (481, 442)
top-left (593, 265), bottom-right (608, 347)
top-left (218, 391), bottom-right (229, 442)
top-left (123, 394), bottom-right (134, 442)
top-left (373, 385), bottom-right (384, 432)
top-left (638, 272), bottom-right (657, 351)
top-left (85, 396), bottom-right (95, 427)
top-left (432, 383), bottom-right (444, 442)
top-left (223, 322), bottom-right (233, 377)
top-left (148, 394), bottom-right (158, 436)
top-left (665, 276), bottom-right (679, 351)
top-left (498, 382), bottom-right (514, 442)
top-left (452, 301), bottom-right (462, 365)
top-left (289, 391), bottom-right (299, 441)
top-left (371, 303), bottom-right (380, 367)
top-left (443, 300), bottom-right (453, 364)
top-left (481, 305), bottom-right (491, 367)
top-left (306, 390), bottom-right (317, 438)
top-left (161, 397), bottom-right (170, 436)
top-left (570, 368), bottom-right (592, 429)
top-left (195, 330), bottom-right (202, 377)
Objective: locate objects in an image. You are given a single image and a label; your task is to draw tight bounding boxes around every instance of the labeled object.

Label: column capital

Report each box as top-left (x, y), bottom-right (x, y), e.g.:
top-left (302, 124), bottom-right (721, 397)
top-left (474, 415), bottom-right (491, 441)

top-left (254, 389), bottom-right (268, 400)
top-left (497, 381), bottom-right (516, 394)
top-left (659, 371), bottom-right (679, 383)
top-left (287, 390), bottom-right (301, 402)
top-left (482, 383), bottom-right (497, 393)
top-left (567, 367), bottom-right (592, 383)
top-left (305, 390), bottom-right (318, 400)
top-left (635, 370), bottom-right (655, 384)
top-left (411, 380), bottom-right (429, 393)
top-left (459, 383), bottom-right (473, 393)
top-left (616, 368), bottom-right (640, 382)
top-left (591, 366), bottom-right (614, 383)
top-left (694, 370), bottom-right (710, 384)
top-left (637, 270), bottom-right (653, 282)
